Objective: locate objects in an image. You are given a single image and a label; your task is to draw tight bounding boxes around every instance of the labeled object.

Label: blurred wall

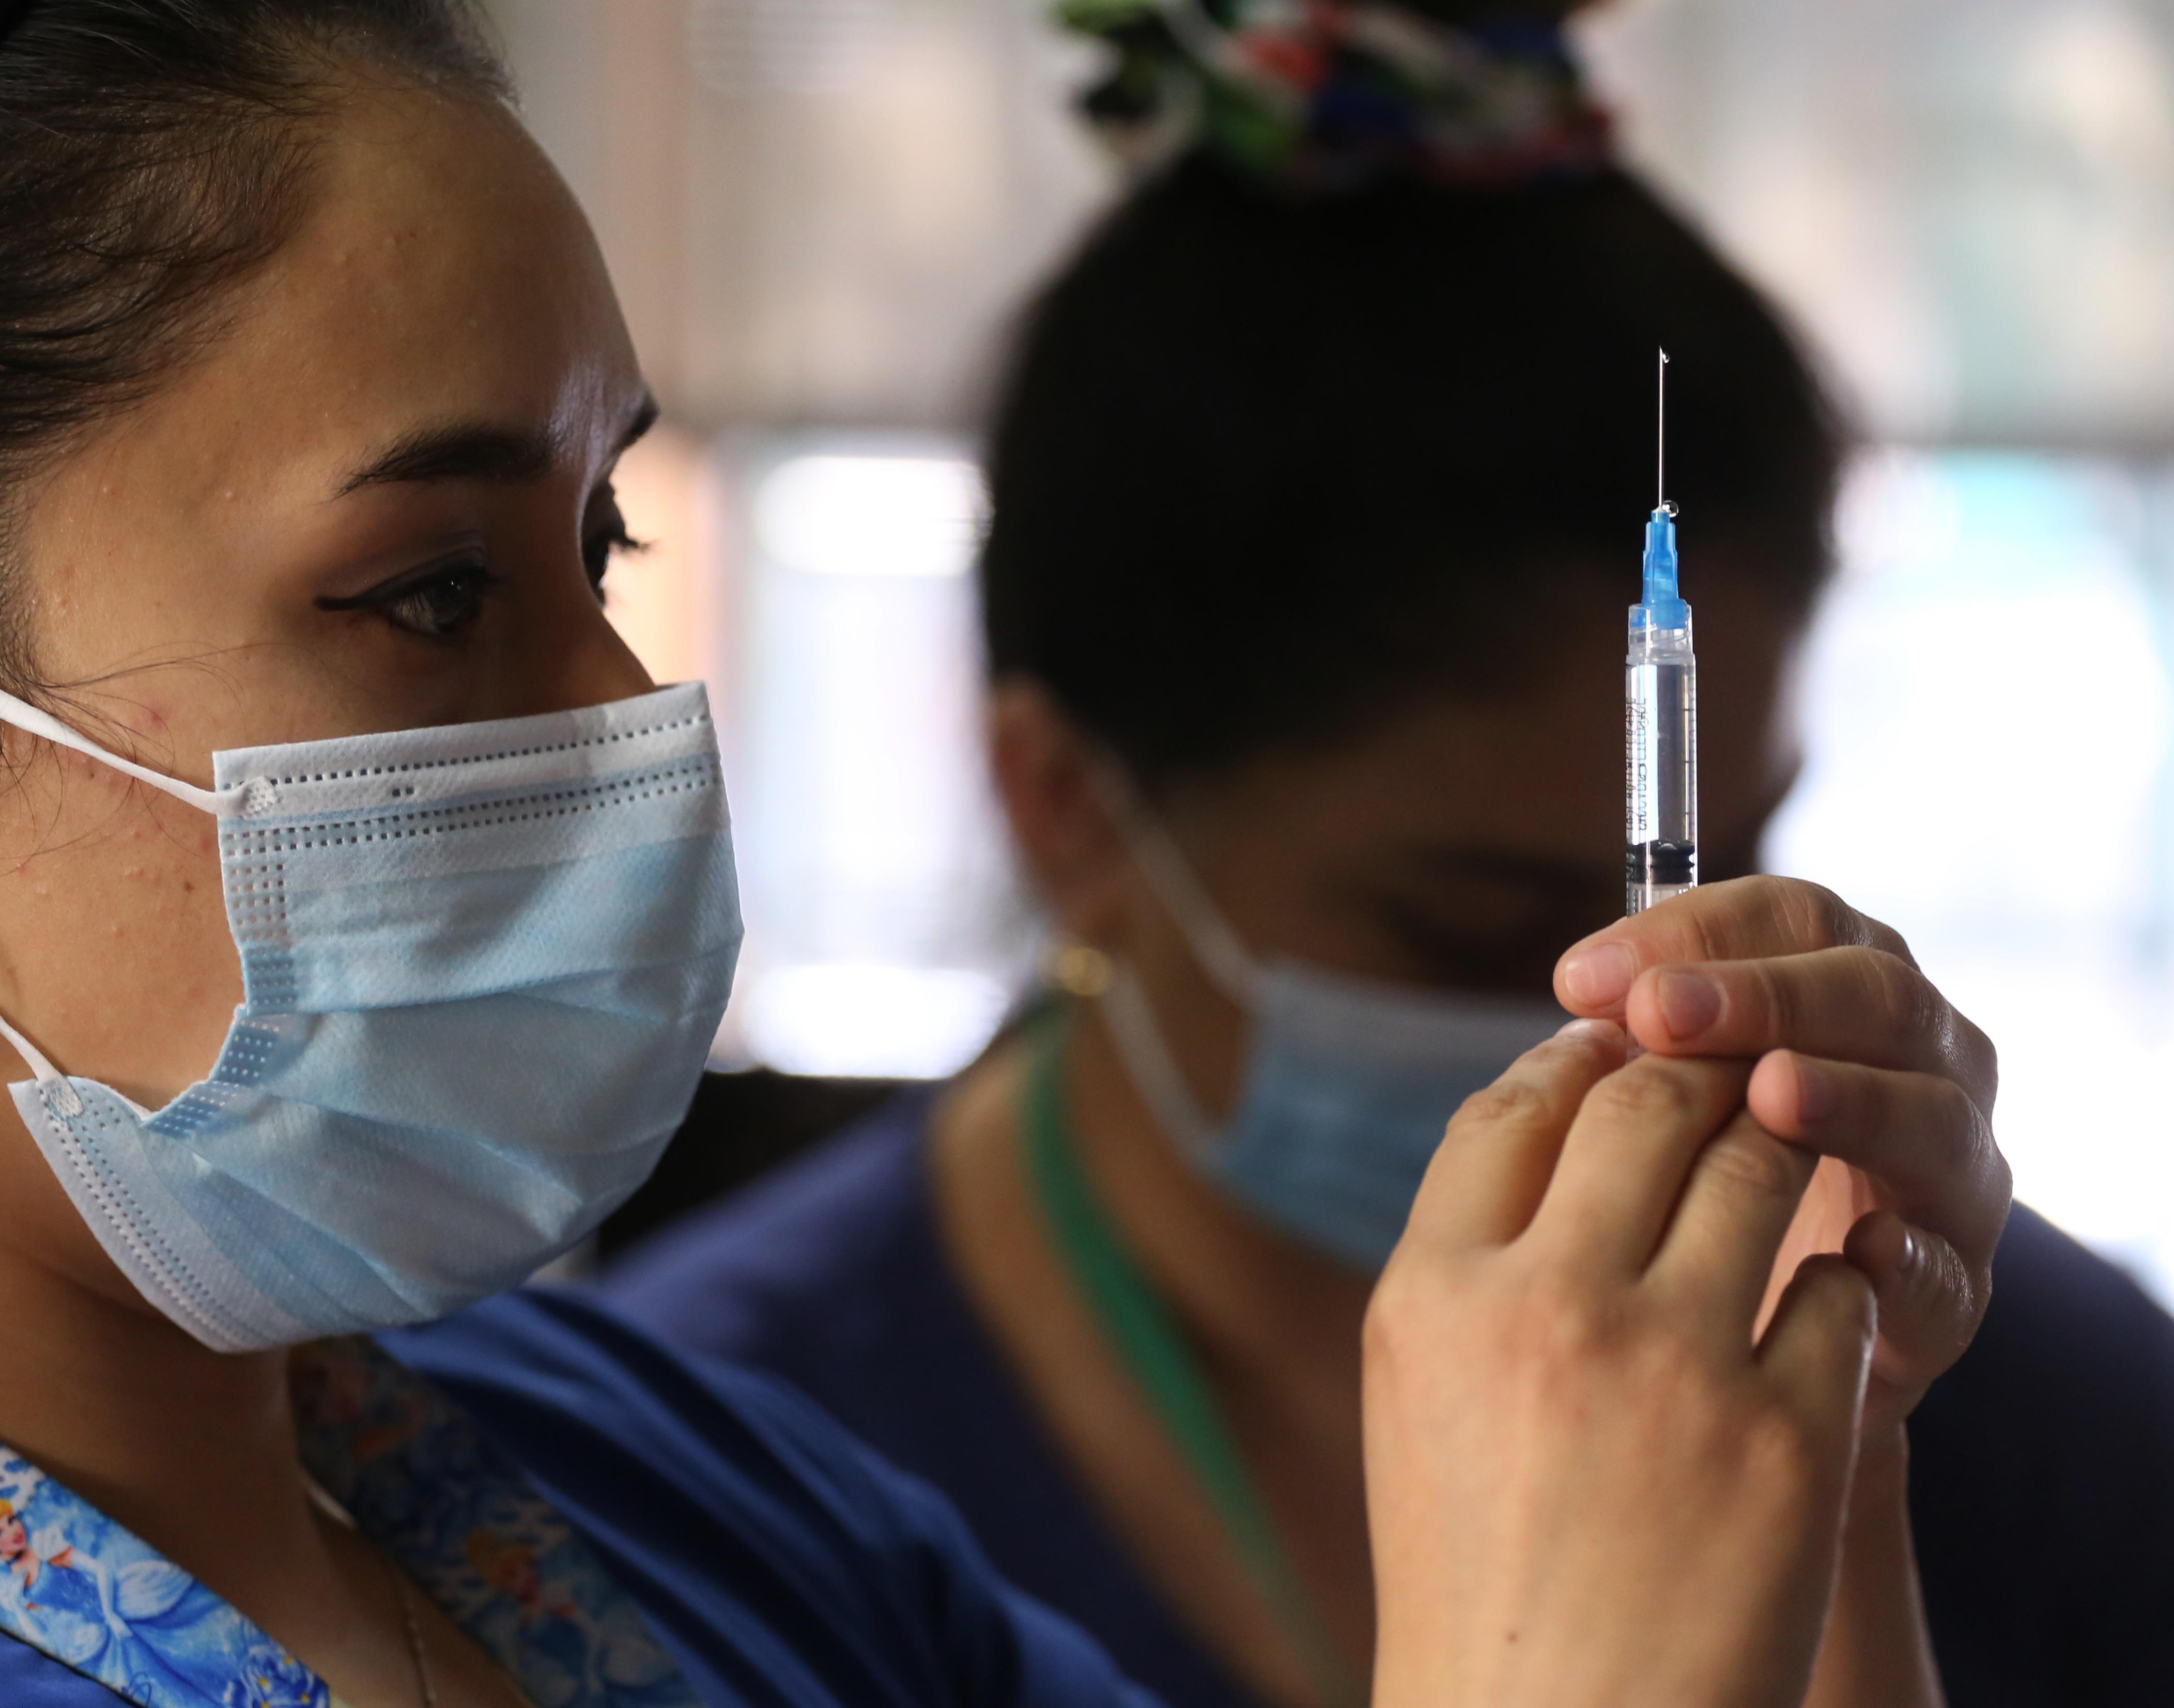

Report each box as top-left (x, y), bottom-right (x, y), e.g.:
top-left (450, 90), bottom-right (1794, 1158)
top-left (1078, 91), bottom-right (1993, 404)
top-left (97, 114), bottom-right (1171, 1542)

top-left (490, 0), bottom-right (2174, 447)
top-left (1582, 0), bottom-right (2174, 447)
top-left (483, 0), bottom-right (1111, 434)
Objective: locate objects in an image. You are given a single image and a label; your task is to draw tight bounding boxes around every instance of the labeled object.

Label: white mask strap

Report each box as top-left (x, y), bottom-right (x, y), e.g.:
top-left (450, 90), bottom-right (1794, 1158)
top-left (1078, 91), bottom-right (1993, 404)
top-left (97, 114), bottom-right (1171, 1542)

top-left (1118, 810), bottom-right (1260, 1007)
top-left (0, 688), bottom-right (249, 818)
top-left (0, 690), bottom-right (239, 1105)
top-left (0, 1007), bottom-right (80, 1115)
top-left (0, 1010), bottom-right (62, 1085)
top-left (1098, 964), bottom-right (1218, 1161)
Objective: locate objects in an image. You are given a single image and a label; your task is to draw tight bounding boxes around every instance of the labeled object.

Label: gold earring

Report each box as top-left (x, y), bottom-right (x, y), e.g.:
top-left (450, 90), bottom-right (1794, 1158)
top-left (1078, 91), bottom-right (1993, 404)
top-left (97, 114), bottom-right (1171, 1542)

top-left (1046, 940), bottom-right (1113, 998)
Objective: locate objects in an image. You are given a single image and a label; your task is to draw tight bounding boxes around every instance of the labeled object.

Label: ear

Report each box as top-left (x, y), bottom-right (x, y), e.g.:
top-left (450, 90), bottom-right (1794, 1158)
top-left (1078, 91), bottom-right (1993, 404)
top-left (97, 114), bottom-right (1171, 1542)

top-left (987, 678), bottom-right (1137, 949)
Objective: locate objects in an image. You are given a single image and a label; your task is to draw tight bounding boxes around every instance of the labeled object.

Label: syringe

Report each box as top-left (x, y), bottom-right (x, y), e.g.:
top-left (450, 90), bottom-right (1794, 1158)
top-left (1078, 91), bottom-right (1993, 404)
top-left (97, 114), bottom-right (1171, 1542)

top-left (1626, 349), bottom-right (1697, 915)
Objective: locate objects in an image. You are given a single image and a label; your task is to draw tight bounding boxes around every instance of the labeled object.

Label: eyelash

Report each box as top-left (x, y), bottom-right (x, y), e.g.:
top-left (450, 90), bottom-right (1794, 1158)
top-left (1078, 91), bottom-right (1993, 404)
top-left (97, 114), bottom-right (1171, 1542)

top-left (317, 555), bottom-right (504, 641)
top-left (584, 517), bottom-right (648, 599)
top-left (317, 516), bottom-right (650, 641)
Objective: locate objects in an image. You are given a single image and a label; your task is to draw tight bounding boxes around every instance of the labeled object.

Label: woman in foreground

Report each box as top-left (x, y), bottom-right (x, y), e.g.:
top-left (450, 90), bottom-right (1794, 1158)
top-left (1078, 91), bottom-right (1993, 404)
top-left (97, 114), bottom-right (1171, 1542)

top-left (0, 2), bottom-right (2000, 1705)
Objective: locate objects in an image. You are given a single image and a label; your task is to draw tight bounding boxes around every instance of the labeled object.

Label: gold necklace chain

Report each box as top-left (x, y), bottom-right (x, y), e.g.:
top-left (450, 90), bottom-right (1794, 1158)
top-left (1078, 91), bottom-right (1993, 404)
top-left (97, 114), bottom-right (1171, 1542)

top-left (383, 1552), bottom-right (439, 1708)
top-left (302, 1473), bottom-right (440, 1708)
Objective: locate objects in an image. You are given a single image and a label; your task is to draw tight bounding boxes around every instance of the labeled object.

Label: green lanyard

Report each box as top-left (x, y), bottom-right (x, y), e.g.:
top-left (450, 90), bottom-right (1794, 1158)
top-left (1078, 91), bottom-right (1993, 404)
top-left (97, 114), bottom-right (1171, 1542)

top-left (1020, 1010), bottom-right (1365, 1708)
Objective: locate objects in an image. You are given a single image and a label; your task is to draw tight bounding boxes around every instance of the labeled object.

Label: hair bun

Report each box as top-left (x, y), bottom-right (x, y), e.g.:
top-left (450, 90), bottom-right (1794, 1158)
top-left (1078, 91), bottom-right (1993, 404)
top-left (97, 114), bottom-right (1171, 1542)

top-left (1060, 0), bottom-right (1612, 192)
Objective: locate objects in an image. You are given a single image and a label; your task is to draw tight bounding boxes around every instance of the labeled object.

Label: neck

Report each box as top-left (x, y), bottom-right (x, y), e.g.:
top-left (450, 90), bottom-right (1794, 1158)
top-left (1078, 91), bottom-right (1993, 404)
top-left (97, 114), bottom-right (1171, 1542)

top-left (1065, 1002), bottom-right (1373, 1441)
top-left (0, 1109), bottom-right (328, 1610)
top-left (935, 1008), bottom-right (1381, 1693)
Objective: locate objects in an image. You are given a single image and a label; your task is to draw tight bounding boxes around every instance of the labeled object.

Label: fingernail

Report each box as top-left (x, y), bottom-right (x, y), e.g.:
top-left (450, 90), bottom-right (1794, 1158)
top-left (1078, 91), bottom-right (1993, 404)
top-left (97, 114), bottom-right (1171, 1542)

top-left (1560, 941), bottom-right (1636, 1008)
top-left (1791, 1055), bottom-right (1837, 1123)
top-left (1655, 969), bottom-right (1721, 1041)
top-left (1555, 1017), bottom-right (1616, 1042)
top-left (1880, 1227), bottom-right (1921, 1292)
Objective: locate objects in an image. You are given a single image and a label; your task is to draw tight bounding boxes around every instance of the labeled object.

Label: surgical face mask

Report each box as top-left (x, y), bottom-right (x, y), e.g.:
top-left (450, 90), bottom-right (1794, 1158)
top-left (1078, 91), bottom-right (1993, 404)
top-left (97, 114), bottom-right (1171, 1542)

top-left (1100, 818), bottom-right (1564, 1272)
top-left (0, 681), bottom-right (741, 1353)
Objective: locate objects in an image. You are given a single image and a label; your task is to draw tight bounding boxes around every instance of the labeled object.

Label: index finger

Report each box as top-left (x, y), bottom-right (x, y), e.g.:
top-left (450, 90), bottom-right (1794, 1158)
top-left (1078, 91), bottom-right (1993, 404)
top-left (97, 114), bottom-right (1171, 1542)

top-left (1528, 1053), bottom-right (1754, 1277)
top-left (1626, 948), bottom-right (1998, 1115)
top-left (1405, 1019), bottom-right (1628, 1252)
top-left (1552, 876), bottom-right (1916, 1018)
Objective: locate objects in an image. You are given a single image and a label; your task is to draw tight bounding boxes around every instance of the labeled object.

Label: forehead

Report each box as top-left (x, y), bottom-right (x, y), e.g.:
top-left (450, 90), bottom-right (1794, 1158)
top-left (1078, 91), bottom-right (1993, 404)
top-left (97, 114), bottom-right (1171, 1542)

top-left (161, 80), bottom-right (639, 501)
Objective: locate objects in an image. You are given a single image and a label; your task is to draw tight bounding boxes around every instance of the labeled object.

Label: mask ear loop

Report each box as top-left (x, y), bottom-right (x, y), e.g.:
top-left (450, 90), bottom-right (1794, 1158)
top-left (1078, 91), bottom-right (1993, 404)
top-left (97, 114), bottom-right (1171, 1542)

top-left (1090, 768), bottom-right (1260, 1007)
top-left (0, 690), bottom-right (254, 1113)
top-left (1083, 764), bottom-right (1263, 1160)
top-left (0, 688), bottom-right (252, 818)
top-left (0, 1010), bottom-right (72, 1110)
top-left (1098, 964), bottom-right (1220, 1162)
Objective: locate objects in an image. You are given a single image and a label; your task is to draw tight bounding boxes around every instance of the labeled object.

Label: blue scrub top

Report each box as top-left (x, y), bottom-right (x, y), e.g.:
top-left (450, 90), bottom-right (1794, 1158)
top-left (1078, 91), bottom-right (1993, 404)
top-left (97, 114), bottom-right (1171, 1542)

top-left (0, 1287), bottom-right (1160, 1708)
top-left (600, 1092), bottom-right (2174, 1708)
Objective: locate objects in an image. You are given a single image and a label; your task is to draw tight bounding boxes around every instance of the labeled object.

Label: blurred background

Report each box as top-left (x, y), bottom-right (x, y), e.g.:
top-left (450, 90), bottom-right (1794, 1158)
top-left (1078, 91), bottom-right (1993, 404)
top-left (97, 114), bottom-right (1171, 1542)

top-left (483, 0), bottom-right (2174, 1299)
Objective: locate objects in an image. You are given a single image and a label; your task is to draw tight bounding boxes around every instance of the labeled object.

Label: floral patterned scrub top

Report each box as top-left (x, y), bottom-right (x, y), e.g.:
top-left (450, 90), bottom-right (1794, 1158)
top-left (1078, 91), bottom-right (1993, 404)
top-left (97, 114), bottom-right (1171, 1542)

top-left (0, 1335), bottom-right (698, 1708)
top-left (0, 1287), bottom-right (1159, 1708)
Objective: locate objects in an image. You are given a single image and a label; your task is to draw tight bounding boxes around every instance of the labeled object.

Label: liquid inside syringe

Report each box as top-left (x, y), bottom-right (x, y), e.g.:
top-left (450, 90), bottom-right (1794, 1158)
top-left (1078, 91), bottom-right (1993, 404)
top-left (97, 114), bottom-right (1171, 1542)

top-left (1626, 616), bottom-right (1697, 912)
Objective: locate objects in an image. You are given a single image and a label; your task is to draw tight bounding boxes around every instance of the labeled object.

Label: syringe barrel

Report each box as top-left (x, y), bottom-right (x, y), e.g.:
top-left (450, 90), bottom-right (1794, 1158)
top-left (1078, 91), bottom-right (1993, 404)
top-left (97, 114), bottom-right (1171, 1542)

top-left (1625, 616), bottom-right (1698, 916)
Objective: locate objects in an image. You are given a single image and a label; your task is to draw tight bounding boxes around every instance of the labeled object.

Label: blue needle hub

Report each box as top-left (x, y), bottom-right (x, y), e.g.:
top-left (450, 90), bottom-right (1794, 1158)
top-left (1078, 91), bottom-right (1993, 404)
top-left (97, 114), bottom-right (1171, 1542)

top-left (1635, 503), bottom-right (1688, 632)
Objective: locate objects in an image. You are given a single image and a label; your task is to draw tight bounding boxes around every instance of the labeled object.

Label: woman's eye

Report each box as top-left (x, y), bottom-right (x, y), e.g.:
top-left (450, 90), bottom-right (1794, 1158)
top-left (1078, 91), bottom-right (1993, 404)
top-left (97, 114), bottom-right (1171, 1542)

top-left (317, 558), bottom-right (502, 640)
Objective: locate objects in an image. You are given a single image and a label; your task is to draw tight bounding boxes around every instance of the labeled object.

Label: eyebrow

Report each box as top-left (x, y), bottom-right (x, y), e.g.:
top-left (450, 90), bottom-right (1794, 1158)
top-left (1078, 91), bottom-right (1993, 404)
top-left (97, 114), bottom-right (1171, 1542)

top-left (337, 393), bottom-right (661, 497)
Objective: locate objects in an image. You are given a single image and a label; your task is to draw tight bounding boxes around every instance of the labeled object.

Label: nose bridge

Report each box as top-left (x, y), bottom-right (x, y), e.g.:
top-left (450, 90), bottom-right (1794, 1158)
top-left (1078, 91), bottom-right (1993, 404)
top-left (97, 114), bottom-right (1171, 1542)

top-left (566, 603), bottom-right (657, 705)
top-left (519, 566), bottom-right (658, 716)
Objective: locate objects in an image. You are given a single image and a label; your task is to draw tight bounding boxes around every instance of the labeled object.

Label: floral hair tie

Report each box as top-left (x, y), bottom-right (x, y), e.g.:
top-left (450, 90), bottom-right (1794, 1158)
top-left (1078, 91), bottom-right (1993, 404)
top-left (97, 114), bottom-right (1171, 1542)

top-left (1059, 0), bottom-right (1612, 192)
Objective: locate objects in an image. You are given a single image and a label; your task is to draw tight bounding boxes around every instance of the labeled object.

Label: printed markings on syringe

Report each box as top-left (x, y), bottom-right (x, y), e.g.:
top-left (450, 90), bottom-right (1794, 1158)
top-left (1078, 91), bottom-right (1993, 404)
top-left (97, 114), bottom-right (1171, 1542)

top-left (1626, 679), bottom-right (1655, 843)
top-left (1625, 670), bottom-right (1669, 845)
top-left (1625, 661), bottom-right (1695, 845)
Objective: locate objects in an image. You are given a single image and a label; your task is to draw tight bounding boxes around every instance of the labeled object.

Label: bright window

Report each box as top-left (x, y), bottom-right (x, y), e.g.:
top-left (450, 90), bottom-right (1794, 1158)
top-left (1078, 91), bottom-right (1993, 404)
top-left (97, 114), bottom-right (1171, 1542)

top-left (711, 437), bottom-right (1027, 1081)
top-left (1768, 450), bottom-right (2174, 1299)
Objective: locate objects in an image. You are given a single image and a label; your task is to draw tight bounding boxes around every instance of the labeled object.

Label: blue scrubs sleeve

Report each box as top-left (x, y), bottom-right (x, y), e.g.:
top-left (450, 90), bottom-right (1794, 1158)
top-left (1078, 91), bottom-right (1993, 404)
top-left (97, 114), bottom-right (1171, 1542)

top-left (384, 1289), bottom-right (1163, 1708)
top-left (0, 1633), bottom-right (128, 1705)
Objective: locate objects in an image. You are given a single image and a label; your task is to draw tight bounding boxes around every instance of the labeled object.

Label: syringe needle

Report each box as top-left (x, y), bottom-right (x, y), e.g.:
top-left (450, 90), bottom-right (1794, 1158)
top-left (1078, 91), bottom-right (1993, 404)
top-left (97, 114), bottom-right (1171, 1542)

top-left (1657, 347), bottom-right (1669, 511)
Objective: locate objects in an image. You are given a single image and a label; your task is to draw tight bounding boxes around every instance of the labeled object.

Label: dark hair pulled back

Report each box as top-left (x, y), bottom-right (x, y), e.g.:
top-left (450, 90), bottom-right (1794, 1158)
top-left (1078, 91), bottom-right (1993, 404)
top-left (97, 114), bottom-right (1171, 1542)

top-left (0, 0), bottom-right (505, 682)
top-left (979, 151), bottom-right (1847, 794)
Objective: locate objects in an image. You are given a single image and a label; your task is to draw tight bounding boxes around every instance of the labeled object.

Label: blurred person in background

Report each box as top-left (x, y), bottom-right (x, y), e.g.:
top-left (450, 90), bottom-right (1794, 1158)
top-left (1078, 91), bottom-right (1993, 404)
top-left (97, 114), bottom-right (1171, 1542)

top-left (0, 2), bottom-right (2007, 1706)
top-left (603, 4), bottom-right (2172, 1706)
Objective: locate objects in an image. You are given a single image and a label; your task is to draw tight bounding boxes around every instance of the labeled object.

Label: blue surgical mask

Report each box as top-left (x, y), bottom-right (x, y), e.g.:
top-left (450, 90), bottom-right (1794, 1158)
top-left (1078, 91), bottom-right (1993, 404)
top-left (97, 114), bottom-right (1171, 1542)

top-left (0, 682), bottom-right (740, 1352)
top-left (1099, 819), bottom-right (1564, 1272)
